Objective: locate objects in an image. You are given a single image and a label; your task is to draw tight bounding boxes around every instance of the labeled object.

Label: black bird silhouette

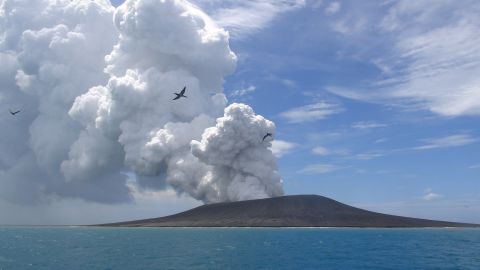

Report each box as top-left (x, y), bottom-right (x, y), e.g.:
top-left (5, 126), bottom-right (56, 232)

top-left (173, 86), bottom-right (187, 100)
top-left (262, 132), bottom-right (273, 142)
top-left (9, 109), bottom-right (21, 116)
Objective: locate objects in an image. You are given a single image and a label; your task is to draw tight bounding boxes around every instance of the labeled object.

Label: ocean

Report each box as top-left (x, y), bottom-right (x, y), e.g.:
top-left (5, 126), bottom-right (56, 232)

top-left (0, 227), bottom-right (479, 270)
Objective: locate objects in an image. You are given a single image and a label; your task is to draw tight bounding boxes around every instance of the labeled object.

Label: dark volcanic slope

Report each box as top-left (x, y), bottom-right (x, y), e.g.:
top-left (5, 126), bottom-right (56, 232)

top-left (101, 195), bottom-right (478, 227)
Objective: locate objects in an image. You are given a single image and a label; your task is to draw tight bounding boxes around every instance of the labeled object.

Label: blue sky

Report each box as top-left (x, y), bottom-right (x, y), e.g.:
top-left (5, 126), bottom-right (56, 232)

top-left (106, 0), bottom-right (480, 223)
top-left (1, 0), bottom-right (476, 225)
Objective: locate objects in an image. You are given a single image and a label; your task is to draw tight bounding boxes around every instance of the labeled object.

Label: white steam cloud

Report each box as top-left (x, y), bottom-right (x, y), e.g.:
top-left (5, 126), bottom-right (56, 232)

top-left (0, 0), bottom-right (283, 204)
top-left (191, 104), bottom-right (282, 202)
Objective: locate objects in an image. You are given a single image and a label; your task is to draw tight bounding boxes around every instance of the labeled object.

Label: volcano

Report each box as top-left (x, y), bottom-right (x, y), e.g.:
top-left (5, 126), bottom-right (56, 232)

top-left (100, 195), bottom-right (478, 227)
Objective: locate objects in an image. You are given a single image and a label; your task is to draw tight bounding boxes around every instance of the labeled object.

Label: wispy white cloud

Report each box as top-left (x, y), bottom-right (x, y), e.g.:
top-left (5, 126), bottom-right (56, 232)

top-left (330, 20), bottom-right (347, 34)
top-left (347, 134), bottom-right (475, 160)
top-left (468, 164), bottom-right (480, 169)
top-left (388, 18), bottom-right (480, 117)
top-left (375, 138), bottom-right (388, 143)
top-left (306, 131), bottom-right (344, 142)
top-left (308, 0), bottom-right (323, 9)
top-left (327, 1), bottom-right (480, 117)
top-left (330, 12), bottom-right (368, 35)
top-left (298, 163), bottom-right (342, 174)
top-left (423, 188), bottom-right (441, 201)
top-left (325, 1), bottom-right (341, 15)
top-left (354, 169), bottom-right (394, 175)
top-left (351, 121), bottom-right (387, 130)
top-left (371, 58), bottom-right (392, 75)
top-left (231, 85), bottom-right (256, 97)
top-left (326, 86), bottom-right (387, 103)
top-left (270, 140), bottom-right (297, 158)
top-left (355, 151), bottom-right (386, 160)
top-left (280, 101), bottom-right (344, 123)
top-left (312, 146), bottom-right (349, 156)
top-left (281, 79), bottom-right (297, 88)
top-left (312, 146), bottom-right (329, 156)
top-left (414, 134), bottom-right (477, 150)
top-left (194, 0), bottom-right (306, 38)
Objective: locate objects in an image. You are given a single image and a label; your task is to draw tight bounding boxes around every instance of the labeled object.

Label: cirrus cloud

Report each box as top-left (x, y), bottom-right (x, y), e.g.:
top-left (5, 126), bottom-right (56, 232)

top-left (414, 134), bottom-right (477, 151)
top-left (298, 163), bottom-right (342, 174)
top-left (327, 0), bottom-right (480, 117)
top-left (280, 101), bottom-right (344, 123)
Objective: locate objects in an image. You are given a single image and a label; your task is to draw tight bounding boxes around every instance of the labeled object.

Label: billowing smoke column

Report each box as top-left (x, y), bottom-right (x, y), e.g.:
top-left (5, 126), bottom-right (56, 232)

top-left (0, 0), bottom-right (283, 204)
top-left (191, 104), bottom-right (283, 201)
top-left (0, 0), bottom-right (122, 203)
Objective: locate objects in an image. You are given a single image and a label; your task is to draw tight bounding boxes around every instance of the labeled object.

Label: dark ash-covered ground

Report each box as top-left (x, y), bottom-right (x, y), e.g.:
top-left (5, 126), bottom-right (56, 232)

top-left (99, 195), bottom-right (479, 227)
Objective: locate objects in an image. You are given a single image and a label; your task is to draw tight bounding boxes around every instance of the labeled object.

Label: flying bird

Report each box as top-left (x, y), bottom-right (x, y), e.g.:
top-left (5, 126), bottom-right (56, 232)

top-left (262, 132), bottom-right (273, 142)
top-left (173, 86), bottom-right (187, 100)
top-left (9, 109), bottom-right (21, 116)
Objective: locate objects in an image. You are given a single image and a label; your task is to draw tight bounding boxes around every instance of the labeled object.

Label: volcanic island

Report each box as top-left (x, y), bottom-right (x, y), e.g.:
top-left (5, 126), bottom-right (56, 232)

top-left (100, 195), bottom-right (478, 228)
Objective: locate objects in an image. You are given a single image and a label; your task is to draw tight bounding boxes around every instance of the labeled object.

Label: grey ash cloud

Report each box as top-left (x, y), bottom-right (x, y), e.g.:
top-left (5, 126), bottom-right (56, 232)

top-left (0, 0), bottom-right (283, 206)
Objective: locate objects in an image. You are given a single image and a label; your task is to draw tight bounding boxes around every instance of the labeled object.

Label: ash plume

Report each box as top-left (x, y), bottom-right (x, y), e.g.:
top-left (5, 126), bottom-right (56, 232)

top-left (0, 0), bottom-right (283, 204)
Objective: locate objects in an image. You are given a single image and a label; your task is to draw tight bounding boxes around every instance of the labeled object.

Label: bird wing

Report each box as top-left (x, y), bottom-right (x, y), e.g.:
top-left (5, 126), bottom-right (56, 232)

top-left (180, 86), bottom-right (186, 95)
top-left (262, 134), bottom-right (269, 141)
top-left (173, 95), bottom-right (180, 100)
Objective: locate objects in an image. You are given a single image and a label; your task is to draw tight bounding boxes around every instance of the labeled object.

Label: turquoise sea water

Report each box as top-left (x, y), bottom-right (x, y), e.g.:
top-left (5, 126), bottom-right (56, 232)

top-left (0, 227), bottom-right (479, 270)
